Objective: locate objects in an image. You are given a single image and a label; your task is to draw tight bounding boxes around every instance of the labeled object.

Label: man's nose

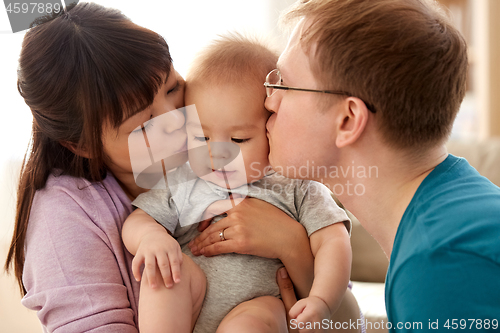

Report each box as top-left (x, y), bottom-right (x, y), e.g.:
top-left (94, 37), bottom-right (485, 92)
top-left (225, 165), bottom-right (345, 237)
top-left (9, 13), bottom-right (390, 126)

top-left (264, 90), bottom-right (281, 115)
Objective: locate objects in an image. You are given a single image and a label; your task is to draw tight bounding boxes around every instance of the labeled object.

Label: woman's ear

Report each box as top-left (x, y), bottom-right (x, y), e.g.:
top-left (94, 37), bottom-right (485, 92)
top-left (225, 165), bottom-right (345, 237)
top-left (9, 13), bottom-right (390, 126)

top-left (335, 97), bottom-right (370, 148)
top-left (59, 141), bottom-right (91, 159)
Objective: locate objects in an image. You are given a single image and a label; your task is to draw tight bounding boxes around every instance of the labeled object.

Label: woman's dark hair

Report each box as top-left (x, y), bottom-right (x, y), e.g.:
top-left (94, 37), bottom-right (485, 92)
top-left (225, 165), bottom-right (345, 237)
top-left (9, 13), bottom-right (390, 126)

top-left (4, 2), bottom-right (173, 294)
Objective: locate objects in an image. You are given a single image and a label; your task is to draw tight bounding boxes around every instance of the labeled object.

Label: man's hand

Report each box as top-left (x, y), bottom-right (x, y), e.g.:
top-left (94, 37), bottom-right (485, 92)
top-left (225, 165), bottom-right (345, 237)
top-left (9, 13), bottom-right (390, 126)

top-left (277, 267), bottom-right (299, 333)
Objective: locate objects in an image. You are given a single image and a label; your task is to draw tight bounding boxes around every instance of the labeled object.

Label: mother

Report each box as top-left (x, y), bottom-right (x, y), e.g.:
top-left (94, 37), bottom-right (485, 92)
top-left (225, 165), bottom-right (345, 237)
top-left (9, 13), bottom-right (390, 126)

top-left (4, 2), bottom-right (360, 332)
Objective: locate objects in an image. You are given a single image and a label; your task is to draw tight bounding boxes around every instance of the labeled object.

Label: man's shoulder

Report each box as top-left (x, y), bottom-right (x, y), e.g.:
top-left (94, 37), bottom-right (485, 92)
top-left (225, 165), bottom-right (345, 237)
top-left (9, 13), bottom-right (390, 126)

top-left (394, 155), bottom-right (500, 273)
top-left (408, 155), bottom-right (500, 227)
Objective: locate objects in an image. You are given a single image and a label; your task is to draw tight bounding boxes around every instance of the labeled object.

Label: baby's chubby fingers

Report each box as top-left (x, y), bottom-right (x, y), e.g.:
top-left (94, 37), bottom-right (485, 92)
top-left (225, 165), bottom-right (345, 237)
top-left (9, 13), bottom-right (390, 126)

top-left (143, 255), bottom-right (160, 289)
top-left (155, 252), bottom-right (174, 288)
top-left (131, 254), bottom-right (145, 282)
top-left (167, 250), bottom-right (183, 285)
top-left (289, 298), bottom-right (308, 321)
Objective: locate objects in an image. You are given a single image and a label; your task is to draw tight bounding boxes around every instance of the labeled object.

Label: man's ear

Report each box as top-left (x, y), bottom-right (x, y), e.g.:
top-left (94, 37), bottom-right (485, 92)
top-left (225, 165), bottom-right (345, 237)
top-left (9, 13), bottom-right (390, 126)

top-left (335, 97), bottom-right (370, 148)
top-left (59, 141), bottom-right (91, 159)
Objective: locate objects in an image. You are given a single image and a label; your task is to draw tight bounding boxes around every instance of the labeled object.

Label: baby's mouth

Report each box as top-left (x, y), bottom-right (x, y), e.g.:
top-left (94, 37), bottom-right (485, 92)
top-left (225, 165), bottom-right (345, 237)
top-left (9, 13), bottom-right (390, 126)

top-left (211, 169), bottom-right (236, 179)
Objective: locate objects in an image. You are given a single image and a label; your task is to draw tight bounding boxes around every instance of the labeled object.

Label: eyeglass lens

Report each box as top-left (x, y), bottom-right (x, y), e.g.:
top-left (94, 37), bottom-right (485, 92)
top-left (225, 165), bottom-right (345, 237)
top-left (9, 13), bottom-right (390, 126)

top-left (265, 69), bottom-right (280, 97)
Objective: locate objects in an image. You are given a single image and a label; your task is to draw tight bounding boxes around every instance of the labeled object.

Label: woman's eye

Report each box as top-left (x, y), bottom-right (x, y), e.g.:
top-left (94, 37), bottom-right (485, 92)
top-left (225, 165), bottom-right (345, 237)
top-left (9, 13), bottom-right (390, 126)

top-left (132, 117), bottom-right (154, 134)
top-left (167, 81), bottom-right (180, 94)
top-left (232, 138), bottom-right (250, 144)
top-left (194, 136), bottom-right (209, 142)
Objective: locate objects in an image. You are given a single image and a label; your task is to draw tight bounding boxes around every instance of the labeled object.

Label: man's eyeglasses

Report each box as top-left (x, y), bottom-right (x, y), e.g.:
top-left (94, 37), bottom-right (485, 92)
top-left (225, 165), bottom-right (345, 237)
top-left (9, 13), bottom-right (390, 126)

top-left (264, 69), bottom-right (376, 113)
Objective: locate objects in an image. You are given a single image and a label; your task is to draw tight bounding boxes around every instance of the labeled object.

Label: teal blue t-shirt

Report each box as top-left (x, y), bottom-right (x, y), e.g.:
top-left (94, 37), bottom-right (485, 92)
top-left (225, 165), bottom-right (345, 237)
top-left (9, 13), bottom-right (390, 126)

top-left (385, 154), bottom-right (500, 332)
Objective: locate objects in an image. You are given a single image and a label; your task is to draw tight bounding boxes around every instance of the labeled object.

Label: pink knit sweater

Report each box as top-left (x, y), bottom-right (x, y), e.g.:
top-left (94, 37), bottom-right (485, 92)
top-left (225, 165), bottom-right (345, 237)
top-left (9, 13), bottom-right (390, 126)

top-left (22, 171), bottom-right (140, 332)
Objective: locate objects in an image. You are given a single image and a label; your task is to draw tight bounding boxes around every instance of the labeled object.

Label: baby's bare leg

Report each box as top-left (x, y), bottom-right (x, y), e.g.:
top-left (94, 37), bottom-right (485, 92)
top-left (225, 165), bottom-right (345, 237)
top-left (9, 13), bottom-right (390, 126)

top-left (216, 296), bottom-right (288, 333)
top-left (329, 288), bottom-right (362, 332)
top-left (138, 254), bottom-right (206, 333)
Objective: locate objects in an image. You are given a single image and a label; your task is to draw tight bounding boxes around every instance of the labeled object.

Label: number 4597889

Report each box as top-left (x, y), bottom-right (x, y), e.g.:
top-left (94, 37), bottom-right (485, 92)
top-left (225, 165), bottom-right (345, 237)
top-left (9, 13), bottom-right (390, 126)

top-left (6, 2), bottom-right (61, 14)
top-left (444, 319), bottom-right (498, 330)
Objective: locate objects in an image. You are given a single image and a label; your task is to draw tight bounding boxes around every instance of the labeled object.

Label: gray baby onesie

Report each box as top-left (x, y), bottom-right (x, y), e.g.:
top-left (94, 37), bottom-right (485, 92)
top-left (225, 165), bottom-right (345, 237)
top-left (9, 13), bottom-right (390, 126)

top-left (133, 163), bottom-right (350, 333)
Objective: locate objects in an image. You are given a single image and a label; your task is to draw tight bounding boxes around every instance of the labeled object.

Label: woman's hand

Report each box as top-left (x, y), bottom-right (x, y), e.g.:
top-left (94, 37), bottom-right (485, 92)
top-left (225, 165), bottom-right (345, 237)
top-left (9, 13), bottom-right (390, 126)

top-left (188, 197), bottom-right (306, 261)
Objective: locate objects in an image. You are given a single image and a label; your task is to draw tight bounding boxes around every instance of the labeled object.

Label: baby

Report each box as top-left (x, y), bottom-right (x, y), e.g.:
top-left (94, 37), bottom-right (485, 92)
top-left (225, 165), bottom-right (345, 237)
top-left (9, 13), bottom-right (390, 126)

top-left (122, 34), bottom-right (352, 333)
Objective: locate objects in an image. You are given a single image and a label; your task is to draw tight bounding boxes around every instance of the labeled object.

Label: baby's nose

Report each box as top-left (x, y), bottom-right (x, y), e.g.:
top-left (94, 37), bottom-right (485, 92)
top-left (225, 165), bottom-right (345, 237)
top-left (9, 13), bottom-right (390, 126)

top-left (209, 142), bottom-right (240, 169)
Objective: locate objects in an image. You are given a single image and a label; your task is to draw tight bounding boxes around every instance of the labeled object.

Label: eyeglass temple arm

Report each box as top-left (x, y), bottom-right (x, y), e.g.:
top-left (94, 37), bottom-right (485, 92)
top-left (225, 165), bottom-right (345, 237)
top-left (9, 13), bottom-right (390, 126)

top-left (263, 83), bottom-right (376, 113)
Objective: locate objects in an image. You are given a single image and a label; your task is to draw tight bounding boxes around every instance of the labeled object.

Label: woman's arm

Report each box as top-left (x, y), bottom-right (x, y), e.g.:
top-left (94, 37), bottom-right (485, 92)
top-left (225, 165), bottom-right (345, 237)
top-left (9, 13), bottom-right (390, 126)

top-left (22, 178), bottom-right (139, 332)
top-left (189, 197), bottom-right (314, 298)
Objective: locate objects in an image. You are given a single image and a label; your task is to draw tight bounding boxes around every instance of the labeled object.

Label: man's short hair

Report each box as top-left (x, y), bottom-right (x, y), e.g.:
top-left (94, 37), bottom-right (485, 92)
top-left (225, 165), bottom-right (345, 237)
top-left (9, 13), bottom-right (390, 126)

top-left (283, 0), bottom-right (468, 150)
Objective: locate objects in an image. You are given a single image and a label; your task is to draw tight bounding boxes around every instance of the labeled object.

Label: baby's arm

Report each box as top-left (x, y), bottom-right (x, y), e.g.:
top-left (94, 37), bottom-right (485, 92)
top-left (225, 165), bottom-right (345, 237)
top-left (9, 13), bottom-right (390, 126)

top-left (289, 222), bottom-right (351, 325)
top-left (122, 208), bottom-right (183, 288)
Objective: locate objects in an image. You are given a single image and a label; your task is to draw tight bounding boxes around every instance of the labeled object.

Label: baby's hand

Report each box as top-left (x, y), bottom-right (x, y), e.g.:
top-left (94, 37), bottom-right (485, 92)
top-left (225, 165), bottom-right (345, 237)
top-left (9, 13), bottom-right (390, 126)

top-left (132, 232), bottom-right (183, 289)
top-left (289, 296), bottom-right (331, 333)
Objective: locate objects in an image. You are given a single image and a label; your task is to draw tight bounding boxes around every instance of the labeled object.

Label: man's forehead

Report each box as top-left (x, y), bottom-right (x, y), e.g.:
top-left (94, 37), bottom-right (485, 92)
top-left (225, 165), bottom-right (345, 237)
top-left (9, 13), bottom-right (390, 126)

top-left (277, 19), bottom-right (316, 83)
top-left (277, 20), bottom-right (303, 69)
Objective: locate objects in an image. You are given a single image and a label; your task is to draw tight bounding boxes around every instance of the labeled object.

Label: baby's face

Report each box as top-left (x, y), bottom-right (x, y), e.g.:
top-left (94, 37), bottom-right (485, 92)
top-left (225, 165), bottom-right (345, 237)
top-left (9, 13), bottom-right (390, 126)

top-left (185, 83), bottom-right (271, 188)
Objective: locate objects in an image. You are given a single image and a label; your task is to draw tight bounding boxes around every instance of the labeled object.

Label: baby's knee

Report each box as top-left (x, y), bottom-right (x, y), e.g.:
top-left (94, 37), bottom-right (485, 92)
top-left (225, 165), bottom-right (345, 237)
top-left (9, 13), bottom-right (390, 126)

top-left (217, 296), bottom-right (287, 333)
top-left (181, 254), bottom-right (206, 308)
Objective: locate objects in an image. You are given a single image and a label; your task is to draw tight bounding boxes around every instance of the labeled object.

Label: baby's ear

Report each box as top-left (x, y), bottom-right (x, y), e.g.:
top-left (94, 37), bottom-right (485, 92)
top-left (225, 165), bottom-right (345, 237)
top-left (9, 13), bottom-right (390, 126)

top-left (59, 141), bottom-right (91, 159)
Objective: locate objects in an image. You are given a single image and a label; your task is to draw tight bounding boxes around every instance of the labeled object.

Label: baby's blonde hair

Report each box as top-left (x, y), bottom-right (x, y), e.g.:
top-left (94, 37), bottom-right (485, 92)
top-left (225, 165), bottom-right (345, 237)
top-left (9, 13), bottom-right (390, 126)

top-left (186, 32), bottom-right (279, 91)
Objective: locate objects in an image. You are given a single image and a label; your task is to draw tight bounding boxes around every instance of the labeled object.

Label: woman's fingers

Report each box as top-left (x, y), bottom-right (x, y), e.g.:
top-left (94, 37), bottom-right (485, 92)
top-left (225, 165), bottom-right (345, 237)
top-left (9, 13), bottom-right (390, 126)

top-left (189, 217), bottom-right (233, 250)
top-left (197, 217), bottom-right (212, 232)
top-left (197, 239), bottom-right (239, 257)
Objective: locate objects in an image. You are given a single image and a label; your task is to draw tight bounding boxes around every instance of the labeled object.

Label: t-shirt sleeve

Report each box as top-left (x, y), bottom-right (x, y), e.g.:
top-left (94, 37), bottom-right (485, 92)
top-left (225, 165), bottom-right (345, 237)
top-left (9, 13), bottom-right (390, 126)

top-left (22, 183), bottom-right (138, 333)
top-left (296, 181), bottom-right (351, 237)
top-left (388, 249), bottom-right (500, 332)
top-left (132, 188), bottom-right (178, 235)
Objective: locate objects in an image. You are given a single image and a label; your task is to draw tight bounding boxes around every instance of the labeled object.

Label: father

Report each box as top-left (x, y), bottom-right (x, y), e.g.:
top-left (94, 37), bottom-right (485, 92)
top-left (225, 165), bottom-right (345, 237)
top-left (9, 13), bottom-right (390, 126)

top-left (266, 0), bottom-right (500, 331)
